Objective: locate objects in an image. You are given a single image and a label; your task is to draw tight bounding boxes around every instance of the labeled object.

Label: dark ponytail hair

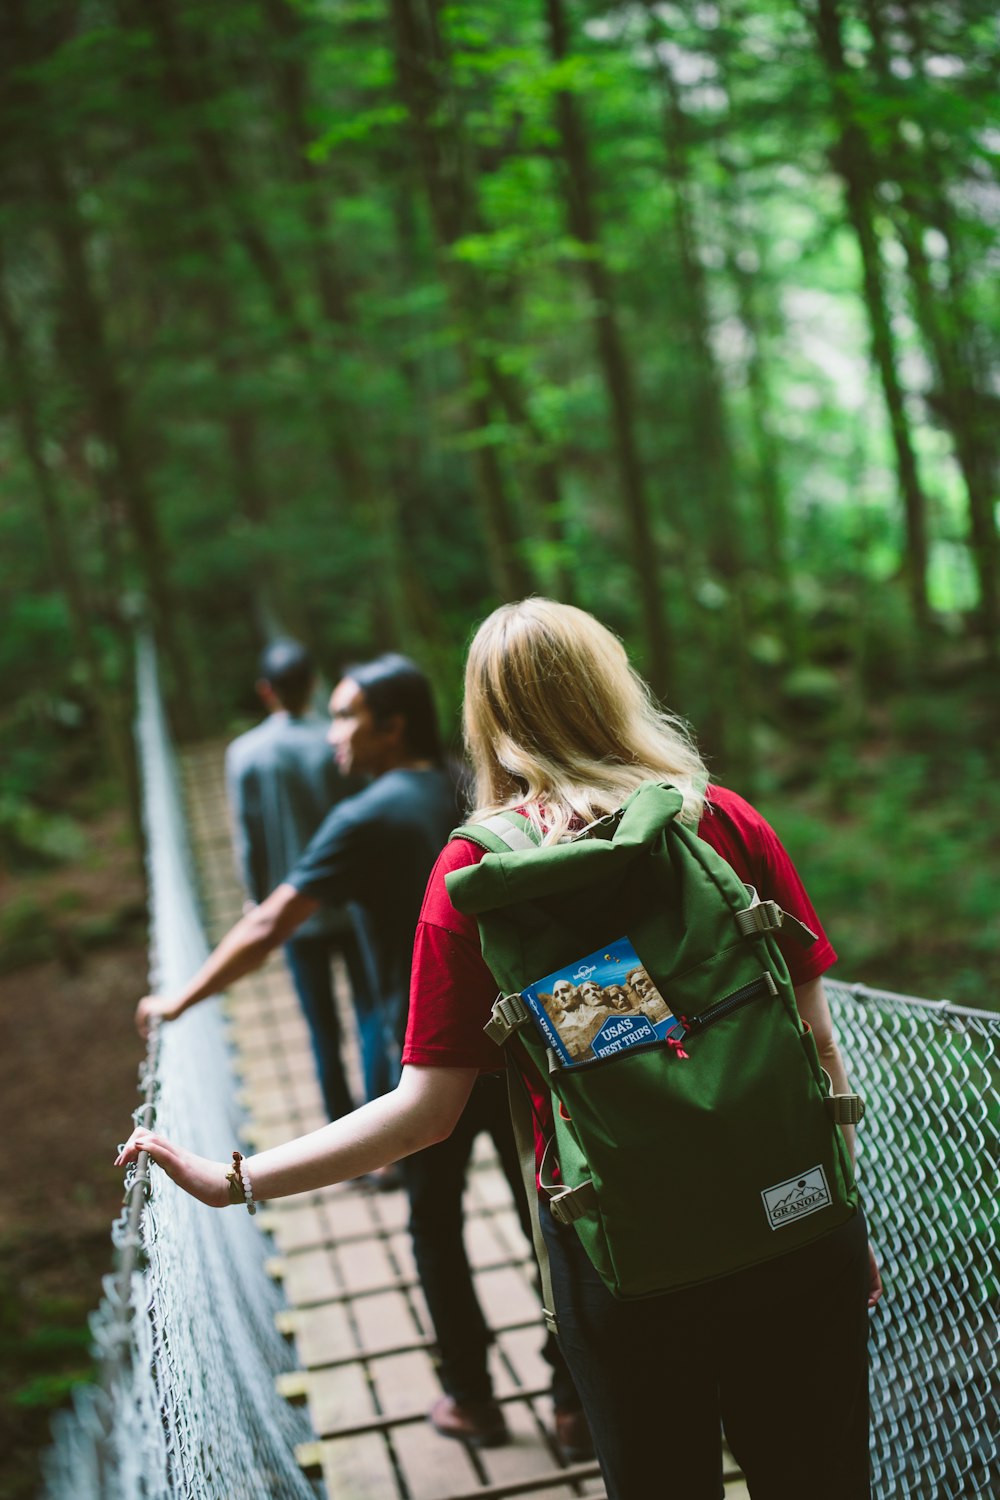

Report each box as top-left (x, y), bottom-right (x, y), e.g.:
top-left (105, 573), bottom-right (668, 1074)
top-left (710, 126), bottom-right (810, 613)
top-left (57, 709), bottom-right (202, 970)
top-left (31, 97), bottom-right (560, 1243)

top-left (344, 654), bottom-right (443, 763)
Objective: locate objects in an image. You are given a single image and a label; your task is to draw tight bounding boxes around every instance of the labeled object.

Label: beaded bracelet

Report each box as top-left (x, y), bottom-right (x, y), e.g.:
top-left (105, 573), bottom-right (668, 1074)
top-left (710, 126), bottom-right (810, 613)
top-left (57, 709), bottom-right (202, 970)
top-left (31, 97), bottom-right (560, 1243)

top-left (227, 1150), bottom-right (257, 1215)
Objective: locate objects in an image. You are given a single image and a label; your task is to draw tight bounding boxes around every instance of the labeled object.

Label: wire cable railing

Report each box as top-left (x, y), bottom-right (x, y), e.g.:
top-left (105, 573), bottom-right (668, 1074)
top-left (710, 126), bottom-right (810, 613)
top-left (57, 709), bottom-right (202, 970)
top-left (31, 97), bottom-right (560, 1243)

top-left (41, 634), bottom-right (999, 1498)
top-left (42, 632), bottom-right (321, 1500)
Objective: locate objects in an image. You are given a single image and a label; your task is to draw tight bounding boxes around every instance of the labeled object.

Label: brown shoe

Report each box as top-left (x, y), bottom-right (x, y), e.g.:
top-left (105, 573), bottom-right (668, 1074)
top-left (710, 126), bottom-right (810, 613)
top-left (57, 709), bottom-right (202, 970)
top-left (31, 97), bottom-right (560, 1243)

top-left (429, 1394), bottom-right (510, 1448)
top-left (554, 1407), bottom-right (594, 1463)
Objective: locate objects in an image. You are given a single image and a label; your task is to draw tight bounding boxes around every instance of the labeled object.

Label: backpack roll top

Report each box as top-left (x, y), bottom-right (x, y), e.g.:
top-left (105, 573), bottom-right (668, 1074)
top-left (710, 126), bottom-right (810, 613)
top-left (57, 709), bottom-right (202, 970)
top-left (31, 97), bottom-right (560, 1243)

top-left (448, 781), bottom-right (861, 1302)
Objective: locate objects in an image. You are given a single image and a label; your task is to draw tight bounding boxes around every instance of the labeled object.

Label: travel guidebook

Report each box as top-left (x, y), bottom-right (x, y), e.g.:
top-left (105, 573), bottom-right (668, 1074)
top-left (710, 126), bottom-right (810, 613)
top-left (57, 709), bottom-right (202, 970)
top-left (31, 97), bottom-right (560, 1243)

top-left (522, 936), bottom-right (685, 1067)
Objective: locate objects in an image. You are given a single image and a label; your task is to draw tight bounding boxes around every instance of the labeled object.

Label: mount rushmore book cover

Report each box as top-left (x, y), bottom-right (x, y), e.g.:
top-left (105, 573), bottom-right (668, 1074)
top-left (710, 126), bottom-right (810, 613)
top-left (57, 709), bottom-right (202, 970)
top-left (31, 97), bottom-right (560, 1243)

top-left (521, 936), bottom-right (685, 1067)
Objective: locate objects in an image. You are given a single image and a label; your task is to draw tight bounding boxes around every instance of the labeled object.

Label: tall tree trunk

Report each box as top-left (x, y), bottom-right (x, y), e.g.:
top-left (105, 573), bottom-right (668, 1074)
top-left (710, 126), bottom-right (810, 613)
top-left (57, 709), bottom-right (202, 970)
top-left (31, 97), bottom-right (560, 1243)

top-left (543, 0), bottom-right (672, 692)
top-left (639, 2), bottom-right (762, 770)
top-left (388, 0), bottom-right (539, 602)
top-left (0, 253), bottom-right (140, 833)
top-left (40, 155), bottom-right (192, 720)
top-left (704, 2), bottom-right (792, 602)
top-left (813, 0), bottom-right (932, 633)
top-left (479, 356), bottom-right (575, 603)
top-left (260, 0), bottom-right (429, 647)
top-left (643, 5), bottom-right (741, 580)
top-left (863, 0), bottom-right (998, 649)
top-left (142, 0), bottom-right (304, 337)
top-left (4, 0), bottom-right (189, 713)
top-left (726, 239), bottom-right (792, 601)
top-left (141, 0), bottom-right (427, 644)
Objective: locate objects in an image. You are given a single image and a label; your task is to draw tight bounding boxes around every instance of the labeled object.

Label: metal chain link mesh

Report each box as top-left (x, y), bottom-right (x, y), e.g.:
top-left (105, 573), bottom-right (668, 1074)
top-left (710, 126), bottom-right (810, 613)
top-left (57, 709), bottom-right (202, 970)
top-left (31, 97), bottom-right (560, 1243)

top-left (42, 638), bottom-right (998, 1497)
top-left (828, 980), bottom-right (999, 1499)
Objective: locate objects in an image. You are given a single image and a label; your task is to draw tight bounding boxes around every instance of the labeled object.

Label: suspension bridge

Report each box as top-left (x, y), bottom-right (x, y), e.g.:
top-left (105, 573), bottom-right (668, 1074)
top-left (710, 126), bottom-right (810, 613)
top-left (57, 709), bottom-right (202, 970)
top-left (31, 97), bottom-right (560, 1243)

top-left (42, 639), bottom-right (999, 1499)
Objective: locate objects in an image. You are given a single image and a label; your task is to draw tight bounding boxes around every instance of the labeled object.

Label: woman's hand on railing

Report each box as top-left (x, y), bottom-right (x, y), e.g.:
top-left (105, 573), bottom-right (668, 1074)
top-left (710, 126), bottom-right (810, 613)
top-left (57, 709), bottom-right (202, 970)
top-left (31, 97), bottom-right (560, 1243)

top-left (116, 1128), bottom-right (230, 1208)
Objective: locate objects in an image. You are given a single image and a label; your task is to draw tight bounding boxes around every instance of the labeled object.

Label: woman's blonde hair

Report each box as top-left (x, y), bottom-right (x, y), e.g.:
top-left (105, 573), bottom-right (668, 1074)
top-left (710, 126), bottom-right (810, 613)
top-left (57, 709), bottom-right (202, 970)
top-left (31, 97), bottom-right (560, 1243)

top-left (463, 598), bottom-right (707, 841)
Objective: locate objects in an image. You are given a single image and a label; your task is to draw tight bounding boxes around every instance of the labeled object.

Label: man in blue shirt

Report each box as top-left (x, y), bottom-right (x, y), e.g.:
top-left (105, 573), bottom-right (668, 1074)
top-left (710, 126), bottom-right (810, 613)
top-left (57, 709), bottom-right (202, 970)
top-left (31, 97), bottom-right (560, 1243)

top-left (225, 640), bottom-right (388, 1119)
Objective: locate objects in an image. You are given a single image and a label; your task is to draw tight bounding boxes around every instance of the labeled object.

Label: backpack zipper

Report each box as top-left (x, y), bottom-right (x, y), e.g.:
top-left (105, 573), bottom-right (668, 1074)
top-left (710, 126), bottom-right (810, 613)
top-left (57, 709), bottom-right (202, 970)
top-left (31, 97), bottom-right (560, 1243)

top-left (680, 971), bottom-right (777, 1035)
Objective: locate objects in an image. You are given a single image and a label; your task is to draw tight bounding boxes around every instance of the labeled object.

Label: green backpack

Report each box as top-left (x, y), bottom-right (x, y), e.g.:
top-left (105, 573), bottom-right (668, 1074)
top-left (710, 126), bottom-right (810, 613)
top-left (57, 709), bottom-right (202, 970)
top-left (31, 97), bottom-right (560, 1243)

top-left (446, 781), bottom-right (862, 1328)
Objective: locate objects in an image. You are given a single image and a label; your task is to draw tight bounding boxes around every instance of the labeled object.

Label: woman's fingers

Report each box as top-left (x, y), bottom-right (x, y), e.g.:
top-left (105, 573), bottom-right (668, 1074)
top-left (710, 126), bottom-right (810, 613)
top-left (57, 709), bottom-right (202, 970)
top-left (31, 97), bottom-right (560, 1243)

top-left (867, 1242), bottom-right (884, 1308)
top-left (115, 1128), bottom-right (158, 1165)
top-left (114, 1128), bottom-right (229, 1208)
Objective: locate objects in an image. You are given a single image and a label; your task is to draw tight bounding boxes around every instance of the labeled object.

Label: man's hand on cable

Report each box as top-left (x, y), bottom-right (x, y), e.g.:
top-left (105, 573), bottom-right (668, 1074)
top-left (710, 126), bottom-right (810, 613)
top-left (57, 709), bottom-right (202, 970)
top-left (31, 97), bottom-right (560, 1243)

top-left (135, 994), bottom-right (183, 1039)
top-left (132, 886), bottom-right (321, 1043)
top-left (116, 1127), bottom-right (230, 1208)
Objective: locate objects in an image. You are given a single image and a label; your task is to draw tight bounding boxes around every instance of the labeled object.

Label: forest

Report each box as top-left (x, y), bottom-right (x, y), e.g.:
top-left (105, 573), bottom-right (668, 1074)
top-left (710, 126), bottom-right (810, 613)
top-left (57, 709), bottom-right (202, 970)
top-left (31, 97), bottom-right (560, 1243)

top-left (1, 0), bottom-right (999, 1005)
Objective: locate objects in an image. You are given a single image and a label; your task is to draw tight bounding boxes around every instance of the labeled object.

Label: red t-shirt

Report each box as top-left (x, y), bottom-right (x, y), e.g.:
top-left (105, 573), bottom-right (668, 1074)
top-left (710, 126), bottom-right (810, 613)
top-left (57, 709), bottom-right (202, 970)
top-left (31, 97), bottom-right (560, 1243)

top-left (402, 784), bottom-right (837, 1163)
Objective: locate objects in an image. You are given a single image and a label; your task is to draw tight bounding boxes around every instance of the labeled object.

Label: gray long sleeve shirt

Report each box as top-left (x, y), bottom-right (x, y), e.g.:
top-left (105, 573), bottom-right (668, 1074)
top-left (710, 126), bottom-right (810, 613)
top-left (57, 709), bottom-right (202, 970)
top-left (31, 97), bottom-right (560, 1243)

top-left (225, 712), bottom-right (361, 939)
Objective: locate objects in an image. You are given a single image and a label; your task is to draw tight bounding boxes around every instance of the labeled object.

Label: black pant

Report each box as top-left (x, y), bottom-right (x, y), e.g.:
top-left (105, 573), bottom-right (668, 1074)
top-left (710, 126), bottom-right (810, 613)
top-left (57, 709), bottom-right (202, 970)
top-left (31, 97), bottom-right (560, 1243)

top-left (542, 1201), bottom-right (871, 1500)
top-left (402, 1073), bottom-right (579, 1410)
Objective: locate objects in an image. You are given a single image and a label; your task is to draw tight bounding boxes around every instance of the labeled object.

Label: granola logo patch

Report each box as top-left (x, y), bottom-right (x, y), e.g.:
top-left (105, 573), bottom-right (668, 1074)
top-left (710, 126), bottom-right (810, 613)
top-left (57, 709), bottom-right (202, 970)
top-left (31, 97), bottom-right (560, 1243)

top-left (761, 1166), bottom-right (831, 1230)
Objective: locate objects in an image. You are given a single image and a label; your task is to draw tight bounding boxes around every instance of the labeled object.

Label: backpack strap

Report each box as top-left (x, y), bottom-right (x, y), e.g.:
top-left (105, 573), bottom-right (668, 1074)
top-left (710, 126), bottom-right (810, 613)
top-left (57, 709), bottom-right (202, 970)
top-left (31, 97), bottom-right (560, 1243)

top-left (451, 811), bottom-right (542, 855)
top-left (506, 1061), bottom-right (560, 1335)
top-left (452, 810), bottom-right (562, 1328)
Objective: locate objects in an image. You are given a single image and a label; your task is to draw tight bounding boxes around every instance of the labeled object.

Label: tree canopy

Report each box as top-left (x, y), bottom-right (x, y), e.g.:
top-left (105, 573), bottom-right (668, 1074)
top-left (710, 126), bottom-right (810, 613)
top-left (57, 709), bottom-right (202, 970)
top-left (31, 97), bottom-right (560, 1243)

top-left (1, 0), bottom-right (998, 997)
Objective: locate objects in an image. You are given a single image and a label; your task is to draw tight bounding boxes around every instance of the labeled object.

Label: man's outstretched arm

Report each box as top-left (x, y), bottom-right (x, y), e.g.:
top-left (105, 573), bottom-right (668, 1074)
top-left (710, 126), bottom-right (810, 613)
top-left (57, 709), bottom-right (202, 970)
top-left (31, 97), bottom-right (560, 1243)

top-left (135, 883), bottom-right (318, 1037)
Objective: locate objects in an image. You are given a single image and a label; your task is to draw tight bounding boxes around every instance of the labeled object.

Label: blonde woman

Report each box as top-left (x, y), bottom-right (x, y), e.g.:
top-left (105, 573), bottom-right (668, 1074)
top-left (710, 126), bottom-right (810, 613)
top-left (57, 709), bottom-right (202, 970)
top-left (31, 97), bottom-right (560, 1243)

top-left (119, 599), bottom-right (880, 1499)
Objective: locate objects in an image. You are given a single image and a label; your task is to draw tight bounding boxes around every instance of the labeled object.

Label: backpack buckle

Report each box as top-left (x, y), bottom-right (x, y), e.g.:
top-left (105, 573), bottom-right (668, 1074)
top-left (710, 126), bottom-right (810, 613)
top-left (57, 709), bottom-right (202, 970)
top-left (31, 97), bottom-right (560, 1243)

top-left (484, 993), bottom-right (531, 1047)
top-left (547, 1179), bottom-right (598, 1226)
top-left (569, 809), bottom-right (623, 842)
top-left (825, 1093), bottom-right (866, 1125)
top-left (735, 889), bottom-right (817, 947)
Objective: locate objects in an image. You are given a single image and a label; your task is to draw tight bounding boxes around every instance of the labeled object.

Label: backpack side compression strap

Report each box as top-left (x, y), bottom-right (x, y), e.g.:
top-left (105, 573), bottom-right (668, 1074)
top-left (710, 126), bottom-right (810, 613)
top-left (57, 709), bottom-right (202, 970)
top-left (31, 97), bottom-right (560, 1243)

top-left (450, 811), bottom-right (559, 1332)
top-left (506, 1063), bottom-right (561, 1335)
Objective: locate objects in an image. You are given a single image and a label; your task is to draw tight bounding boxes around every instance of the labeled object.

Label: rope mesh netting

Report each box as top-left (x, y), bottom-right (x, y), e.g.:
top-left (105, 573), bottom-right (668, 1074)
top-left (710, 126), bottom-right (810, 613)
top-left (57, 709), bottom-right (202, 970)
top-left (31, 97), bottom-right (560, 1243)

top-left (41, 636), bottom-right (998, 1498)
top-left (42, 636), bottom-right (320, 1500)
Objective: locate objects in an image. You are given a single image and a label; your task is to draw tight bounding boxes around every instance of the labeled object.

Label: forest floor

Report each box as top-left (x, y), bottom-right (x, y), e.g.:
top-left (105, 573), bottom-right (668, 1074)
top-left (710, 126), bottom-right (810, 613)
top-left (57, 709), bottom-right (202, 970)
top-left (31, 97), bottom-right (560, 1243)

top-left (0, 811), bottom-right (146, 1500)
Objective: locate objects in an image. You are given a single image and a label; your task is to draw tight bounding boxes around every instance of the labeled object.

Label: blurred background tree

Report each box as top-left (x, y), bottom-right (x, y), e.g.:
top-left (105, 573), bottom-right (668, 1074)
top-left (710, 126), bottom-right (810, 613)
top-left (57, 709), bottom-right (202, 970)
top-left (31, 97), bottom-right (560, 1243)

top-left (1, 0), bottom-right (997, 1002)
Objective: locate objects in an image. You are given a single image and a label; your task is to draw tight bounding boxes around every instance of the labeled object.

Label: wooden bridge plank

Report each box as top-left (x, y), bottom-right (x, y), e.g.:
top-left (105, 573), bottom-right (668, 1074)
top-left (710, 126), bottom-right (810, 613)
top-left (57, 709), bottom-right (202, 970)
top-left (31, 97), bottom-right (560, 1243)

top-left (393, 1420), bottom-right (483, 1499)
top-left (304, 1363), bottom-right (377, 1434)
top-left (315, 1433), bottom-right (399, 1498)
top-left (352, 1289), bottom-right (427, 1352)
top-left (182, 741), bottom-right (751, 1499)
top-left (284, 1301), bottom-right (358, 1368)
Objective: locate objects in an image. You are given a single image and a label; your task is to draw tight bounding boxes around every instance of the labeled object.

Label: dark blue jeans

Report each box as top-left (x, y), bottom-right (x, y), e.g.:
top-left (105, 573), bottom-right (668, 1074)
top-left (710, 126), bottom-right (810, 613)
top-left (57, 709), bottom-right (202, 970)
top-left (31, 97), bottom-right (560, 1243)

top-left (284, 929), bottom-right (395, 1119)
top-left (542, 1201), bottom-right (871, 1500)
top-left (402, 1073), bottom-right (580, 1411)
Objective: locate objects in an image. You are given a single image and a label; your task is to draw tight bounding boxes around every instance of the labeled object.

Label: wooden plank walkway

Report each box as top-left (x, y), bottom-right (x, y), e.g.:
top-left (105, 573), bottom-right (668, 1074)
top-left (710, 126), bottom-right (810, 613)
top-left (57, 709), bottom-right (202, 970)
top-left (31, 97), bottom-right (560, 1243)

top-left (182, 743), bottom-right (750, 1500)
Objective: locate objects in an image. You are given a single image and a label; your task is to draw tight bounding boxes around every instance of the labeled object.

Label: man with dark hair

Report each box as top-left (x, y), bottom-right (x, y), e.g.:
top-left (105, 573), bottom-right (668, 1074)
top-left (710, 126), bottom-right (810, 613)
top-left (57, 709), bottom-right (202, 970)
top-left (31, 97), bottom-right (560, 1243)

top-left (225, 640), bottom-right (388, 1120)
top-left (136, 654), bottom-right (589, 1455)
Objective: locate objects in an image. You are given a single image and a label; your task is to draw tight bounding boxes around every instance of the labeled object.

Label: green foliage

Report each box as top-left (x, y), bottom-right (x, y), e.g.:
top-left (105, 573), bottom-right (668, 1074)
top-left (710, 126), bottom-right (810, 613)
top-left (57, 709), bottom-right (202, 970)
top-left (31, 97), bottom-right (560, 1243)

top-left (0, 799), bottom-right (88, 869)
top-left (0, 0), bottom-right (997, 1004)
top-left (11, 1369), bottom-right (95, 1411)
top-left (758, 737), bottom-right (1000, 1008)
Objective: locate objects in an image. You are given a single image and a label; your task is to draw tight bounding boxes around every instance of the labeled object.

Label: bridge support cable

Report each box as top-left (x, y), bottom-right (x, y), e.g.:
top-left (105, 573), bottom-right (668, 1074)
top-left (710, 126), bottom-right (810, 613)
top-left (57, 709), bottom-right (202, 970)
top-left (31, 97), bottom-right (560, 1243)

top-left (42, 630), bottom-right (321, 1500)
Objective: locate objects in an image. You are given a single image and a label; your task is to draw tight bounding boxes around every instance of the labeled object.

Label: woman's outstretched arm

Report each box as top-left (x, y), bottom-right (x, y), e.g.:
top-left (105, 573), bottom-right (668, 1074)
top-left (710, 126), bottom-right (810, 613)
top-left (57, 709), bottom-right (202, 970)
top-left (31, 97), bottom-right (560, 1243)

top-left (115, 1064), bottom-right (479, 1206)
